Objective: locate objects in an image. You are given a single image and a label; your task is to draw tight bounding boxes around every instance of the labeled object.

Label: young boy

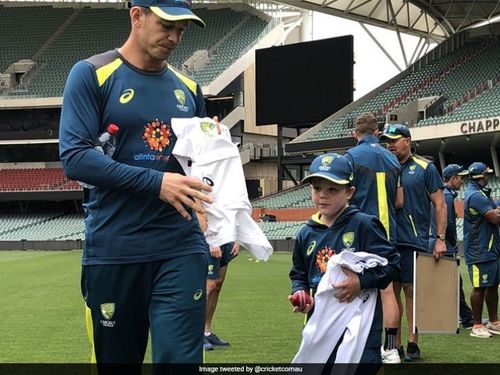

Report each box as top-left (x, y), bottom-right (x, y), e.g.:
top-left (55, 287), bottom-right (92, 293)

top-left (289, 153), bottom-right (400, 364)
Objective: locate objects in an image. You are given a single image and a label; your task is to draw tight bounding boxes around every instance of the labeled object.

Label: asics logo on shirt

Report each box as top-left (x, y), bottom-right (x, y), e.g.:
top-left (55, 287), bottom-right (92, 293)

top-left (193, 289), bottom-right (203, 301)
top-left (119, 89), bottom-right (135, 104)
top-left (306, 241), bottom-right (317, 256)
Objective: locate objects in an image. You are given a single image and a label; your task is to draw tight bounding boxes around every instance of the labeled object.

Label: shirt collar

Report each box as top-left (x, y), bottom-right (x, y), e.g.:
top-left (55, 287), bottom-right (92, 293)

top-left (357, 134), bottom-right (380, 146)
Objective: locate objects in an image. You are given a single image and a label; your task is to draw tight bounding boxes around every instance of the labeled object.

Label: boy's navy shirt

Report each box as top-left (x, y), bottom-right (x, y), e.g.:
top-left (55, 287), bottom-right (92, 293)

top-left (290, 205), bottom-right (400, 295)
top-left (290, 205), bottom-right (400, 357)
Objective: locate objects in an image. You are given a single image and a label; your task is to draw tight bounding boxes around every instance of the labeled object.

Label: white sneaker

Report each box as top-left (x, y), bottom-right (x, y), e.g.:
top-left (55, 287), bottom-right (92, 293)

top-left (381, 346), bottom-right (401, 364)
top-left (485, 321), bottom-right (500, 335)
top-left (470, 326), bottom-right (492, 338)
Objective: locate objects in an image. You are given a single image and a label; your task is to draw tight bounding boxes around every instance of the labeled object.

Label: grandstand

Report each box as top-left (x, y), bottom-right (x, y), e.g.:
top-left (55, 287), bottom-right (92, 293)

top-left (1, 0), bottom-right (499, 251)
top-left (0, 3), bottom-right (274, 98)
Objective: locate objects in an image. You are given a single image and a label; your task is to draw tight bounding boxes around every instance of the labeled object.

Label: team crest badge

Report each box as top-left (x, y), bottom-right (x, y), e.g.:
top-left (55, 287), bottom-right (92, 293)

top-left (482, 274), bottom-right (488, 283)
top-left (321, 155), bottom-right (334, 167)
top-left (200, 121), bottom-right (217, 137)
top-left (342, 232), bottom-right (354, 249)
top-left (174, 89), bottom-right (186, 106)
top-left (100, 303), bottom-right (115, 320)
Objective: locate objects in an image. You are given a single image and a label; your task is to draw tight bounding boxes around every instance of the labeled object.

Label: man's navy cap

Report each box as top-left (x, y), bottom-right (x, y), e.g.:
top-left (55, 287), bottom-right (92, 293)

top-left (442, 164), bottom-right (468, 179)
top-left (131, 0), bottom-right (206, 27)
top-left (380, 124), bottom-right (411, 140)
top-left (468, 162), bottom-right (494, 179)
top-left (302, 153), bottom-right (353, 185)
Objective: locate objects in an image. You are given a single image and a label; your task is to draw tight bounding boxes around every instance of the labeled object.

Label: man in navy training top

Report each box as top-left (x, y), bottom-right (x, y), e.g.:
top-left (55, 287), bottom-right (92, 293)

top-left (59, 0), bottom-right (213, 368)
top-left (380, 124), bottom-right (447, 361)
top-left (344, 112), bottom-right (403, 364)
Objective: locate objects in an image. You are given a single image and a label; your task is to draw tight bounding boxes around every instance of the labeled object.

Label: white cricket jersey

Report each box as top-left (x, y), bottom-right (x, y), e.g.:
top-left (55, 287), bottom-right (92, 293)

top-left (292, 251), bottom-right (387, 364)
top-left (172, 117), bottom-right (273, 261)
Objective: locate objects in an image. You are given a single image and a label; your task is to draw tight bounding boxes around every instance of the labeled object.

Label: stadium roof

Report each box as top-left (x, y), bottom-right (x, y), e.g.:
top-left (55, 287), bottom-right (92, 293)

top-left (275, 0), bottom-right (500, 42)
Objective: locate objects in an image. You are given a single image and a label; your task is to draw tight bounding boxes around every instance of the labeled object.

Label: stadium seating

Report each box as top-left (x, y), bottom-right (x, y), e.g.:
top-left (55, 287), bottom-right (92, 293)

top-left (298, 39), bottom-right (500, 141)
top-left (0, 213), bottom-right (84, 241)
top-left (0, 213), bottom-right (304, 242)
top-left (0, 6), bottom-right (72, 72)
top-left (252, 184), bottom-right (313, 209)
top-left (0, 168), bottom-right (80, 191)
top-left (257, 221), bottom-right (303, 240)
top-left (0, 5), bottom-right (270, 97)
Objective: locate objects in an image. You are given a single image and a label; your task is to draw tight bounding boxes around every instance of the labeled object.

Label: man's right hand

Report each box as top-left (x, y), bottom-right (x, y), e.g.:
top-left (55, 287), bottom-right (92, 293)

top-left (159, 172), bottom-right (213, 220)
top-left (210, 246), bottom-right (222, 258)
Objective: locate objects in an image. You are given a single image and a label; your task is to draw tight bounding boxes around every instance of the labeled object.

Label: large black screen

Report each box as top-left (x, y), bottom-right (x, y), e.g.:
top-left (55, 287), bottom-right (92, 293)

top-left (255, 36), bottom-right (353, 127)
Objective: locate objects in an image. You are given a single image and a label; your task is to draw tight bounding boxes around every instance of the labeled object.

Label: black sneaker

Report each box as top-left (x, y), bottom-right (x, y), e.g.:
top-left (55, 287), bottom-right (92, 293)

top-left (397, 345), bottom-right (405, 359)
top-left (405, 342), bottom-right (420, 361)
top-left (205, 333), bottom-right (230, 347)
top-left (203, 336), bottom-right (214, 351)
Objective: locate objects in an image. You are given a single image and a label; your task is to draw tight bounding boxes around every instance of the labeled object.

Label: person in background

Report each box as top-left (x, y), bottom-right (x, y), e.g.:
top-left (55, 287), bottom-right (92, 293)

top-left (380, 124), bottom-right (447, 361)
top-left (196, 211), bottom-right (240, 351)
top-left (463, 162), bottom-right (500, 338)
top-left (344, 112), bottom-right (403, 364)
top-left (429, 164), bottom-right (474, 330)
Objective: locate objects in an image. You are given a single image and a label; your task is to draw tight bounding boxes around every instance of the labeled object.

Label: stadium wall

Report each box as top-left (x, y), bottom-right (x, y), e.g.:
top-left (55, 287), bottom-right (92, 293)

top-left (252, 207), bottom-right (316, 221)
top-left (0, 239), bottom-right (298, 252)
top-left (0, 240), bottom-right (83, 250)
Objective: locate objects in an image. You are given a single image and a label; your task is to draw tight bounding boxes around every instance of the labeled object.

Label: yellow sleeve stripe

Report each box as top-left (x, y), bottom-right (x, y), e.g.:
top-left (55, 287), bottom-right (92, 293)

top-left (96, 58), bottom-right (123, 87)
top-left (376, 172), bottom-right (390, 239)
top-left (168, 64), bottom-right (198, 95)
top-left (469, 207), bottom-right (479, 215)
top-left (412, 156), bottom-right (429, 170)
top-left (488, 234), bottom-right (494, 251)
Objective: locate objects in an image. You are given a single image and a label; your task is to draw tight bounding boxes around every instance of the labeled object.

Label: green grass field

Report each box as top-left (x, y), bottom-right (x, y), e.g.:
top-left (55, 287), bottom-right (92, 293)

top-left (0, 250), bottom-right (498, 363)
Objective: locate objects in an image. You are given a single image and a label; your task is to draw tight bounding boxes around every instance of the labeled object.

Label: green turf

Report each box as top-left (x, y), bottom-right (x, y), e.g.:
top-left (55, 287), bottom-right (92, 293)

top-left (0, 251), bottom-right (498, 363)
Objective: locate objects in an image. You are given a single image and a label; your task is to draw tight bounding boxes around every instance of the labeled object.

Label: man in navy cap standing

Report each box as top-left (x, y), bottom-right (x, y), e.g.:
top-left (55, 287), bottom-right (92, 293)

top-left (464, 162), bottom-right (500, 338)
top-left (60, 0), bottom-right (212, 368)
top-left (380, 124), bottom-right (447, 360)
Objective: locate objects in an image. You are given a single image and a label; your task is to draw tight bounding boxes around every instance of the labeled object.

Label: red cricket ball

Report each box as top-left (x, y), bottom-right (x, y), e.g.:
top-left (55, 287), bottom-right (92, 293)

top-left (291, 290), bottom-right (312, 311)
